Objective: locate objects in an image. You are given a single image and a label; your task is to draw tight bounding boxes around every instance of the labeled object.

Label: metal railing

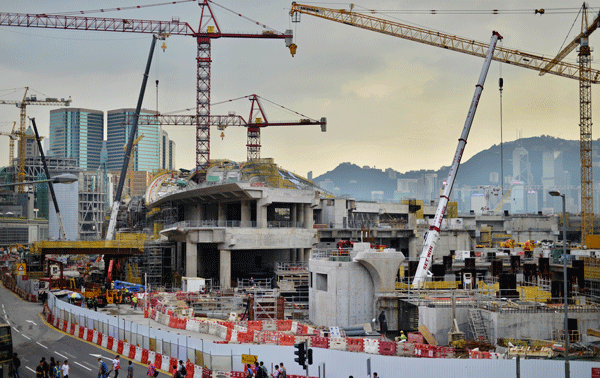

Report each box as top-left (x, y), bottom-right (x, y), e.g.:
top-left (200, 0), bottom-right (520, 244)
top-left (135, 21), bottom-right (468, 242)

top-left (275, 262), bottom-right (308, 272)
top-left (311, 248), bottom-right (351, 261)
top-left (164, 220), bottom-right (257, 229)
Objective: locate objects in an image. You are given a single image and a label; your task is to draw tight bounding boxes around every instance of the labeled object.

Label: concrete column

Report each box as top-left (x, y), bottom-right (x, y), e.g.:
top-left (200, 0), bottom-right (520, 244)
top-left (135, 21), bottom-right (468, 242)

top-left (304, 248), bottom-right (311, 262)
top-left (304, 204), bottom-right (313, 229)
top-left (257, 204), bottom-right (268, 228)
top-left (241, 200), bottom-right (251, 226)
top-left (291, 204), bottom-right (297, 227)
top-left (298, 204), bottom-right (305, 228)
top-left (218, 203), bottom-right (226, 225)
top-left (220, 249), bottom-right (231, 289)
top-left (186, 238), bottom-right (197, 277)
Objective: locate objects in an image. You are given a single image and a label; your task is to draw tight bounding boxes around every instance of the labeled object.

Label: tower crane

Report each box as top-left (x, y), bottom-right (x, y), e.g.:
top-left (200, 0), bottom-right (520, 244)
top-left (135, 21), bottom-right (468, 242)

top-left (288, 3), bottom-right (600, 284)
top-left (0, 122), bottom-right (18, 165)
top-left (537, 3), bottom-right (600, 246)
top-left (0, 2), bottom-right (295, 182)
top-left (0, 87), bottom-right (71, 192)
top-left (131, 94), bottom-right (326, 161)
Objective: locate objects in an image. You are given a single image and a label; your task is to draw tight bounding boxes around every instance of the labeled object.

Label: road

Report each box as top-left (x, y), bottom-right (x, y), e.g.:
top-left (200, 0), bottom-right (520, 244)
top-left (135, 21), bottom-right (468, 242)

top-left (0, 283), bottom-right (169, 378)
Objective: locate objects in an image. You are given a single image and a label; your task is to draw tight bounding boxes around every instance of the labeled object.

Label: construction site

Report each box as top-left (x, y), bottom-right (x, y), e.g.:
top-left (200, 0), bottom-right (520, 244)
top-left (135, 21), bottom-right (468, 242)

top-left (1, 2), bottom-right (600, 376)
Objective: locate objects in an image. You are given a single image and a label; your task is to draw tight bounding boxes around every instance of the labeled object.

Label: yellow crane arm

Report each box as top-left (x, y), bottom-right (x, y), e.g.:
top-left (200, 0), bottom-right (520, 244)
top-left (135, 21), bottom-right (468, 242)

top-left (539, 8), bottom-right (600, 76)
top-left (289, 3), bottom-right (600, 83)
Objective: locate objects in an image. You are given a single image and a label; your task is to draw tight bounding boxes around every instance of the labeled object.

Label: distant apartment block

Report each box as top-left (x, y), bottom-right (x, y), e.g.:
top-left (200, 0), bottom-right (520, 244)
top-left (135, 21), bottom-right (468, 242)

top-left (49, 108), bottom-right (104, 170)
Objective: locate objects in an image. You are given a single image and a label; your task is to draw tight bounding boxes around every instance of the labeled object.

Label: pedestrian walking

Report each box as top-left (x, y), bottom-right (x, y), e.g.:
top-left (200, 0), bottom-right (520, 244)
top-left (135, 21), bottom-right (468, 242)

top-left (245, 364), bottom-right (254, 378)
top-left (12, 352), bottom-right (20, 378)
top-left (62, 361), bottom-right (70, 378)
top-left (50, 357), bottom-right (56, 374)
top-left (127, 361), bottom-right (133, 378)
top-left (98, 357), bottom-right (108, 378)
top-left (132, 295), bottom-right (138, 310)
top-left (36, 361), bottom-right (44, 378)
top-left (279, 363), bottom-right (286, 378)
top-left (93, 297), bottom-right (98, 311)
top-left (373, 373), bottom-right (378, 378)
top-left (112, 355), bottom-right (121, 378)
top-left (41, 357), bottom-right (49, 378)
top-left (53, 361), bottom-right (61, 378)
top-left (272, 365), bottom-right (280, 378)
top-left (171, 365), bottom-right (178, 378)
top-left (177, 360), bottom-right (186, 378)
top-left (255, 362), bottom-right (267, 378)
top-left (147, 363), bottom-right (156, 378)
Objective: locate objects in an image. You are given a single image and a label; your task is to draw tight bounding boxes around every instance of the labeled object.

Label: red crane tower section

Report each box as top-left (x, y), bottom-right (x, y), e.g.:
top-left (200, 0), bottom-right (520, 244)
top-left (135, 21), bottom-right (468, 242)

top-left (0, 1), bottom-right (294, 181)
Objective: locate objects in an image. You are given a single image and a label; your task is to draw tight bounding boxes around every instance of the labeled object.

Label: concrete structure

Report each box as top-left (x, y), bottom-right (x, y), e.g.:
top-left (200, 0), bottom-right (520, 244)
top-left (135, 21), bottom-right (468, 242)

top-left (49, 108), bottom-right (104, 170)
top-left (154, 181), bottom-right (319, 289)
top-left (309, 243), bottom-right (405, 329)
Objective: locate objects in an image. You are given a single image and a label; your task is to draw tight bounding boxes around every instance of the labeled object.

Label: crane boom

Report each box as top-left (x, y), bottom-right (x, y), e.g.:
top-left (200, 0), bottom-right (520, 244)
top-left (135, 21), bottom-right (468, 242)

top-left (412, 31), bottom-right (502, 287)
top-left (289, 3), bottom-right (600, 83)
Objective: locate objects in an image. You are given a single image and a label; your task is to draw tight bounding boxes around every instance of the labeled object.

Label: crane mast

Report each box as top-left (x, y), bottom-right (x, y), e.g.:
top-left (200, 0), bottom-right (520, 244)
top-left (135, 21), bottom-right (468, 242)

top-left (413, 31), bottom-right (502, 287)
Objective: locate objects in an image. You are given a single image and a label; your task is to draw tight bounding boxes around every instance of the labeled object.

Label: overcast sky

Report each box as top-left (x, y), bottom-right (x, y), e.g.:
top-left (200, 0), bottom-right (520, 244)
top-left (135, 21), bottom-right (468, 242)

top-left (0, 1), bottom-right (597, 178)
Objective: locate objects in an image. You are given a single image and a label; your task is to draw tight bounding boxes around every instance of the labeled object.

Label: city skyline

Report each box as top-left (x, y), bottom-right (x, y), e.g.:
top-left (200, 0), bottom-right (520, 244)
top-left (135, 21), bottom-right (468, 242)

top-left (0, 1), bottom-right (597, 178)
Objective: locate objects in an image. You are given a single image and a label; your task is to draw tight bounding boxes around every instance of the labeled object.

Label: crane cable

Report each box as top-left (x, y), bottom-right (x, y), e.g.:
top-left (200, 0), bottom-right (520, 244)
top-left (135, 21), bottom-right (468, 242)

top-left (50, 0), bottom-right (195, 16)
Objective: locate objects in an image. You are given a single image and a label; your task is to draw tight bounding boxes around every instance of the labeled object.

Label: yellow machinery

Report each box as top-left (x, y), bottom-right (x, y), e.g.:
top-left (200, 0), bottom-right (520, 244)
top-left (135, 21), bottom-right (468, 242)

top-left (0, 87), bottom-right (71, 192)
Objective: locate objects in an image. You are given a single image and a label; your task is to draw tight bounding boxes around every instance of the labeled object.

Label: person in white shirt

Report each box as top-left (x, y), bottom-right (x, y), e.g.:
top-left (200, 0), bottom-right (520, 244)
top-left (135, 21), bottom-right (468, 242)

top-left (61, 360), bottom-right (70, 378)
top-left (112, 356), bottom-right (121, 378)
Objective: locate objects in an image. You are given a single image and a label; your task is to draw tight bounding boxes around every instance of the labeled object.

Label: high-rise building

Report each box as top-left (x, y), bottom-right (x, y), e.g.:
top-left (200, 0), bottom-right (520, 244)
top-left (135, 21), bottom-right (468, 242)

top-left (159, 129), bottom-right (176, 170)
top-left (49, 108), bottom-right (104, 170)
top-left (107, 108), bottom-right (163, 172)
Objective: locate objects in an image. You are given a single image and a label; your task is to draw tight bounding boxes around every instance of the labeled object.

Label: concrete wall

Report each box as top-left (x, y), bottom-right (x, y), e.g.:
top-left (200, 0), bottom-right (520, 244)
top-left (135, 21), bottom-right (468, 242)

top-left (419, 306), bottom-right (473, 342)
top-left (420, 305), bottom-right (600, 343)
top-left (309, 259), bottom-right (374, 327)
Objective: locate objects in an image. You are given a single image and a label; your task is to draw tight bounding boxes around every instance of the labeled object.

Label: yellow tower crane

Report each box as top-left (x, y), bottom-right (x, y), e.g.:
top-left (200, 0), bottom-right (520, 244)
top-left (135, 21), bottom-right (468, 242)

top-left (0, 87), bottom-right (71, 192)
top-left (289, 2), bottom-right (600, 245)
top-left (0, 122), bottom-right (18, 165)
top-left (123, 134), bottom-right (144, 198)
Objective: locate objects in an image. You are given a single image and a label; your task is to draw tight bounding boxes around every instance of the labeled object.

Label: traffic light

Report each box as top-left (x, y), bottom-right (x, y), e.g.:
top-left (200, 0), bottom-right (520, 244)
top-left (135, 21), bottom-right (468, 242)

top-left (294, 341), bottom-right (306, 367)
top-left (307, 348), bottom-right (313, 365)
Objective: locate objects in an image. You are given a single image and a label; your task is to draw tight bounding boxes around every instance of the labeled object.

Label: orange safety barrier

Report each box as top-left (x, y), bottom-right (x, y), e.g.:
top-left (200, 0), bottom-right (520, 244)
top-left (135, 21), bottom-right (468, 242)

top-left (278, 334), bottom-right (295, 346)
top-left (237, 331), bottom-right (253, 343)
top-left (247, 321), bottom-right (262, 331)
top-left (169, 357), bottom-right (177, 373)
top-left (230, 372), bottom-right (245, 378)
top-left (154, 354), bottom-right (162, 370)
top-left (202, 368), bottom-right (211, 378)
top-left (347, 338), bottom-right (364, 352)
top-left (117, 340), bottom-right (124, 354)
top-left (70, 323), bottom-right (76, 335)
top-left (97, 333), bottom-right (103, 346)
top-left (144, 308), bottom-right (149, 318)
top-left (277, 320), bottom-right (292, 331)
top-left (141, 349), bottom-right (149, 364)
top-left (296, 324), bottom-right (305, 335)
top-left (78, 326), bottom-right (84, 339)
top-left (378, 340), bottom-right (396, 356)
top-left (185, 362), bottom-right (194, 378)
top-left (107, 337), bottom-right (114, 350)
top-left (62, 321), bottom-right (68, 332)
top-left (87, 330), bottom-right (94, 342)
top-left (310, 336), bottom-right (330, 349)
top-left (128, 344), bottom-right (136, 359)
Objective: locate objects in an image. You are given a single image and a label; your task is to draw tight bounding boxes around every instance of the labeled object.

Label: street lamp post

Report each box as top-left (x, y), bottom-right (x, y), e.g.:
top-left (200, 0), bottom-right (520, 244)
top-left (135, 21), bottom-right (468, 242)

top-left (549, 190), bottom-right (569, 378)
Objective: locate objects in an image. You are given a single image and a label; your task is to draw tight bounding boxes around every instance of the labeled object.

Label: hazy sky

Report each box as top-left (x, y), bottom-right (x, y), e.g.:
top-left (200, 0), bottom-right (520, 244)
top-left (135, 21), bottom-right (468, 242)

top-left (0, 1), bottom-right (596, 178)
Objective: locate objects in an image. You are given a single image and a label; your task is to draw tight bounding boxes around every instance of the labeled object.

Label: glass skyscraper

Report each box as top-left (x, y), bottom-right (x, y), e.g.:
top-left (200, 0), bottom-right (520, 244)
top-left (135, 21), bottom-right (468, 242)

top-left (107, 108), bottom-right (174, 172)
top-left (49, 108), bottom-right (104, 170)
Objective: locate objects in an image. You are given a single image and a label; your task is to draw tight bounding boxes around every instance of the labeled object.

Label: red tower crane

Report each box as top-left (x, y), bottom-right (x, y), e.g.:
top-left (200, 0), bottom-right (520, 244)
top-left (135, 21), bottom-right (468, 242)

top-left (0, 1), bottom-right (295, 181)
top-left (130, 94), bottom-right (326, 162)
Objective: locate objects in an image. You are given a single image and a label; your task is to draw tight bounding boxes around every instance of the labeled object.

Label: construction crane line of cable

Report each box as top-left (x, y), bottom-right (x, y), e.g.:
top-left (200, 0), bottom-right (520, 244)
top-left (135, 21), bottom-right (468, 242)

top-left (164, 94), bottom-right (320, 121)
top-left (297, 3), bottom-right (587, 15)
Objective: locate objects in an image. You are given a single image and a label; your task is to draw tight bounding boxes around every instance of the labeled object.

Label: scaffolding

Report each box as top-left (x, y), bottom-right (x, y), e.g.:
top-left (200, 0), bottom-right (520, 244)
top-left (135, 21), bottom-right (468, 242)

top-left (276, 262), bottom-right (309, 320)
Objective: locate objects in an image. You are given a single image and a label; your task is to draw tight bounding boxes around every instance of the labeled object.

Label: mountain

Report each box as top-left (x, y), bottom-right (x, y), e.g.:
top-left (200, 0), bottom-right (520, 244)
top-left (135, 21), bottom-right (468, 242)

top-left (312, 136), bottom-right (589, 201)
